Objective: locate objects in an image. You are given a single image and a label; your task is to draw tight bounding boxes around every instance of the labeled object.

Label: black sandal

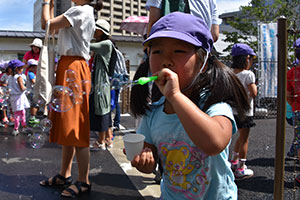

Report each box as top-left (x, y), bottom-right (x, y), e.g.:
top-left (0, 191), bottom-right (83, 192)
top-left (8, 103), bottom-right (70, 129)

top-left (39, 174), bottom-right (72, 187)
top-left (61, 181), bottom-right (91, 198)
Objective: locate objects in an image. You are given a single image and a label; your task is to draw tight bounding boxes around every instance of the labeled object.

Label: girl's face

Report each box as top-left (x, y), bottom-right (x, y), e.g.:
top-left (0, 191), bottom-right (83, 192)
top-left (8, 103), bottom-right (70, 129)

top-left (149, 38), bottom-right (199, 90)
top-left (15, 66), bottom-right (23, 74)
top-left (94, 29), bottom-right (104, 42)
top-left (31, 46), bottom-right (40, 54)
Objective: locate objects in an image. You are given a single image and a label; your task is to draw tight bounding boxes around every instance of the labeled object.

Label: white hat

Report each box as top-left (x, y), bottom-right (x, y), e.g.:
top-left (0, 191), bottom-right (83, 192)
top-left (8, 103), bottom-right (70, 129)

top-left (27, 59), bottom-right (38, 66)
top-left (29, 38), bottom-right (43, 48)
top-left (95, 19), bottom-right (110, 36)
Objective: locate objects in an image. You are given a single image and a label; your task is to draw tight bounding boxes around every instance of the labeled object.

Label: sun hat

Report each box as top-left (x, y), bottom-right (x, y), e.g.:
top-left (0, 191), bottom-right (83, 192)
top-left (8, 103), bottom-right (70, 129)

top-left (95, 19), bottom-right (110, 36)
top-left (27, 59), bottom-right (38, 66)
top-left (231, 43), bottom-right (256, 57)
top-left (293, 38), bottom-right (300, 53)
top-left (29, 38), bottom-right (43, 48)
top-left (8, 59), bottom-right (25, 70)
top-left (143, 12), bottom-right (213, 53)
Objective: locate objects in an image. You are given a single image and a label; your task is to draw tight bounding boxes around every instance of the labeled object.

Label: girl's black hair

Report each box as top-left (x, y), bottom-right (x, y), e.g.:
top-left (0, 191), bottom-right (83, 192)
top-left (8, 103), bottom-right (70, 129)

top-left (130, 58), bottom-right (151, 118)
top-left (130, 48), bottom-right (250, 119)
top-left (231, 55), bottom-right (254, 69)
top-left (90, 0), bottom-right (103, 11)
top-left (191, 49), bottom-right (250, 119)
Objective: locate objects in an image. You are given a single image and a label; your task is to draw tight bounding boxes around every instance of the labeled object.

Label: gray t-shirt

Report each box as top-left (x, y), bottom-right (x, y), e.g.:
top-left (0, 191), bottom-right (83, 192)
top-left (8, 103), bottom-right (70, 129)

top-left (57, 5), bottom-right (95, 60)
top-left (145, 0), bottom-right (221, 29)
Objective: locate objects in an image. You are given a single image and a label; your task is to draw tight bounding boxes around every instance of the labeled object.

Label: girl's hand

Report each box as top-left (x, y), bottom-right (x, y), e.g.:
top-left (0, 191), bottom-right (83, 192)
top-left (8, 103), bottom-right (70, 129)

top-left (154, 68), bottom-right (181, 99)
top-left (130, 147), bottom-right (156, 174)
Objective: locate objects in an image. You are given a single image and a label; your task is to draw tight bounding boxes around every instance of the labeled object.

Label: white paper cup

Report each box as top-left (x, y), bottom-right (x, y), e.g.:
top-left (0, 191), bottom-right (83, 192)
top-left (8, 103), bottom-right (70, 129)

top-left (122, 133), bottom-right (145, 161)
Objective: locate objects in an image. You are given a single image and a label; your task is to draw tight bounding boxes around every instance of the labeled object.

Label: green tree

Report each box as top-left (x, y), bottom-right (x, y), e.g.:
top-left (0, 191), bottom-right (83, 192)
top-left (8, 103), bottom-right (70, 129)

top-left (222, 0), bottom-right (300, 60)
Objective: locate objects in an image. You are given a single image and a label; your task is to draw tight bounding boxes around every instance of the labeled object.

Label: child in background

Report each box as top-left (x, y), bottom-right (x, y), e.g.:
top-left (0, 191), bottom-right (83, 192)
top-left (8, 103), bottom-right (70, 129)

top-left (0, 63), bottom-right (10, 124)
top-left (286, 102), bottom-right (296, 157)
top-left (229, 43), bottom-right (257, 179)
top-left (130, 12), bottom-right (249, 199)
top-left (287, 38), bottom-right (300, 183)
top-left (26, 59), bottom-right (40, 124)
top-left (7, 60), bottom-right (30, 135)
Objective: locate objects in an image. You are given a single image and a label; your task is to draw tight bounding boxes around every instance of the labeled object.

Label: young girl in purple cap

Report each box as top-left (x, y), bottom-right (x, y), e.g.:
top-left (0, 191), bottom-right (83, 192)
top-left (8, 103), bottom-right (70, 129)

top-left (7, 60), bottom-right (30, 136)
top-left (130, 12), bottom-right (249, 199)
top-left (230, 43), bottom-right (257, 179)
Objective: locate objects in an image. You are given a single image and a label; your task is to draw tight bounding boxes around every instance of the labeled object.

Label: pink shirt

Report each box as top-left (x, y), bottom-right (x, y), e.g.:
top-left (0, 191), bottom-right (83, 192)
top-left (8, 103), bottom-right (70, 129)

top-left (23, 51), bottom-right (40, 61)
top-left (23, 51), bottom-right (39, 75)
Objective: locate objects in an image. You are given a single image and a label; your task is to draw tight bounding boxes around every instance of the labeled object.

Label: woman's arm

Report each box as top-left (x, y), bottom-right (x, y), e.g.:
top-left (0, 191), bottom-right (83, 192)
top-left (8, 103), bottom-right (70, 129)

top-left (147, 6), bottom-right (161, 37)
top-left (41, 0), bottom-right (70, 32)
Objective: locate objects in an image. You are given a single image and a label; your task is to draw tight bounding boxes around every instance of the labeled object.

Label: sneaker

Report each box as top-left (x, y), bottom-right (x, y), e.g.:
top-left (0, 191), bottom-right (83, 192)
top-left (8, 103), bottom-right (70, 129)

top-left (295, 174), bottom-right (300, 184)
top-left (230, 160), bottom-right (239, 172)
top-left (12, 129), bottom-right (19, 136)
top-left (29, 116), bottom-right (40, 124)
top-left (234, 165), bottom-right (254, 179)
top-left (106, 142), bottom-right (113, 149)
top-left (90, 141), bottom-right (106, 151)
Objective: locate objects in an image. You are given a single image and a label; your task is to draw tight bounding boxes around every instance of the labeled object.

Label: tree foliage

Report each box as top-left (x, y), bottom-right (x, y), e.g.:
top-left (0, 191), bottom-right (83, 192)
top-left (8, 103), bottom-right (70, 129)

top-left (222, 0), bottom-right (300, 60)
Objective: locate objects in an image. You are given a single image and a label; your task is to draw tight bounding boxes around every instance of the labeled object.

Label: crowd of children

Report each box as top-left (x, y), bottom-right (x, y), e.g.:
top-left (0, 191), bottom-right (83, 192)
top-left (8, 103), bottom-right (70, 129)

top-left (0, 58), bottom-right (40, 135)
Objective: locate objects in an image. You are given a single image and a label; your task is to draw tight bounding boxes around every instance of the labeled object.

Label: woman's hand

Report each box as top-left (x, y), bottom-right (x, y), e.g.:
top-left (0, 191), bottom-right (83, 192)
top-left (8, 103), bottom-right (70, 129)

top-left (154, 68), bottom-right (181, 100)
top-left (130, 147), bottom-right (156, 174)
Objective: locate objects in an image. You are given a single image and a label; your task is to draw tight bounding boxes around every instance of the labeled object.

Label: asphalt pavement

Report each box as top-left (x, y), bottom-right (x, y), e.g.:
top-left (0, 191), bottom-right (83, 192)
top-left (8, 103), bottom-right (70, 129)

top-left (0, 114), bottom-right (300, 199)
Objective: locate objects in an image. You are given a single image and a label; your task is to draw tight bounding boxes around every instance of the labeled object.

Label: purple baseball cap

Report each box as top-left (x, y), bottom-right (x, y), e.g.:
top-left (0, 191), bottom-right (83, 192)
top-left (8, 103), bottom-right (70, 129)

top-left (293, 38), bottom-right (300, 53)
top-left (8, 59), bottom-right (25, 70)
top-left (143, 12), bottom-right (213, 53)
top-left (231, 43), bottom-right (256, 57)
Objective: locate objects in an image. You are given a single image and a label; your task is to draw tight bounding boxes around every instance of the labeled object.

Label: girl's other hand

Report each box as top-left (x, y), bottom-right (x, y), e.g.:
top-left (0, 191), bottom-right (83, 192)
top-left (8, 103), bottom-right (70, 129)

top-left (130, 147), bottom-right (156, 174)
top-left (155, 68), bottom-right (181, 99)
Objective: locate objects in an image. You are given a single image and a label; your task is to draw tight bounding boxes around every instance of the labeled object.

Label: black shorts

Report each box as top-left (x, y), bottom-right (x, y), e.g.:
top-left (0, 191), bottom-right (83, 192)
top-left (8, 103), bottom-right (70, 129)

top-left (234, 115), bottom-right (256, 129)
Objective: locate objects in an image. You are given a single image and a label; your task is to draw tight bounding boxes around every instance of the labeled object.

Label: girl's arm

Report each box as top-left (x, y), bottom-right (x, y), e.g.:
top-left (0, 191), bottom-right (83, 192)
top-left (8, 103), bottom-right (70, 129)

top-left (17, 76), bottom-right (26, 91)
top-left (248, 83), bottom-right (257, 98)
top-left (156, 68), bottom-right (232, 155)
top-left (131, 142), bottom-right (157, 174)
top-left (41, 0), bottom-right (70, 32)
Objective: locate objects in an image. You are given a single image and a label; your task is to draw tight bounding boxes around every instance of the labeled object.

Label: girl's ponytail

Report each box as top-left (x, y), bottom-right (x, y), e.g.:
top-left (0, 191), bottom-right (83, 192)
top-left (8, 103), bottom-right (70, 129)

top-left (130, 58), bottom-right (151, 118)
top-left (191, 50), bottom-right (250, 120)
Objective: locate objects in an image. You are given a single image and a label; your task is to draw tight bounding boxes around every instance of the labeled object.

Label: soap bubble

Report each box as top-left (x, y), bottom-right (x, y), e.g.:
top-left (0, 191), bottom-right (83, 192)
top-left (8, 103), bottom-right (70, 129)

top-left (40, 118), bottom-right (53, 133)
top-left (94, 83), bottom-right (110, 96)
top-left (67, 82), bottom-right (83, 105)
top-left (81, 80), bottom-right (92, 95)
top-left (0, 86), bottom-right (10, 101)
top-left (65, 69), bottom-right (77, 83)
top-left (29, 132), bottom-right (46, 149)
top-left (111, 77), bottom-right (121, 90)
top-left (49, 86), bottom-right (73, 112)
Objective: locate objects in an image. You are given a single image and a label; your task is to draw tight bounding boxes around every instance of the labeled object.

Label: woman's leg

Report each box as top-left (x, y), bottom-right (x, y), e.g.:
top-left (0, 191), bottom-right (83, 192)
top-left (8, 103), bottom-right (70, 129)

top-left (61, 146), bottom-right (90, 196)
top-left (75, 147), bottom-right (90, 183)
top-left (60, 145), bottom-right (75, 178)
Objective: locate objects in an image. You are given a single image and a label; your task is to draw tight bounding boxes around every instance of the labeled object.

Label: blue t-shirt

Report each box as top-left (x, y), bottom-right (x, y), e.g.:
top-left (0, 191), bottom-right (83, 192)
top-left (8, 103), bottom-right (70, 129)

top-left (137, 97), bottom-right (237, 200)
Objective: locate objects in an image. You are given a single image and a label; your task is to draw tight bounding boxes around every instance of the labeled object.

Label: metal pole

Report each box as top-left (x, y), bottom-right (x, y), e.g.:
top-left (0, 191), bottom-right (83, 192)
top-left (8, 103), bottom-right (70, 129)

top-left (274, 16), bottom-right (287, 200)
